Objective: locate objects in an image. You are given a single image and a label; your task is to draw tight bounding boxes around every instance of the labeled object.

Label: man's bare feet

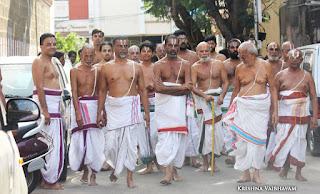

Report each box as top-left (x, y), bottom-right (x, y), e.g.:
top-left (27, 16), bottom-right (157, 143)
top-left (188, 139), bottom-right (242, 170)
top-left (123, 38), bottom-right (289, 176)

top-left (252, 169), bottom-right (264, 184)
top-left (279, 167), bottom-right (289, 179)
top-left (237, 170), bottom-right (251, 183)
top-left (263, 163), bottom-right (273, 171)
top-left (139, 164), bottom-right (154, 175)
top-left (127, 178), bottom-right (138, 188)
top-left (89, 174), bottom-right (98, 186)
top-left (155, 161), bottom-right (164, 171)
top-left (237, 176), bottom-right (251, 183)
top-left (80, 166), bottom-right (89, 183)
top-left (295, 174), bottom-right (307, 181)
top-left (172, 168), bottom-right (183, 182)
top-left (200, 165), bottom-right (208, 172)
top-left (252, 176), bottom-right (265, 184)
top-left (160, 177), bottom-right (172, 185)
top-left (41, 181), bottom-right (64, 190)
top-left (191, 157), bottom-right (202, 168)
top-left (183, 157), bottom-right (191, 166)
top-left (101, 163), bottom-right (110, 171)
top-left (212, 164), bottom-right (220, 172)
top-left (109, 170), bottom-right (118, 182)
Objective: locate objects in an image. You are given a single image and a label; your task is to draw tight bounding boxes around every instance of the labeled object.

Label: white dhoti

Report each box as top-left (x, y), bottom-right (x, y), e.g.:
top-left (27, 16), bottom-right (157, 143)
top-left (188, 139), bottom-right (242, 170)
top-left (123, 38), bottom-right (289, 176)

top-left (197, 88), bottom-right (224, 156)
top-left (69, 96), bottom-right (105, 173)
top-left (264, 84), bottom-right (276, 164)
top-left (185, 117), bottom-right (200, 157)
top-left (33, 87), bottom-right (64, 184)
top-left (105, 95), bottom-right (143, 177)
top-left (102, 95), bottom-right (108, 155)
top-left (223, 93), bottom-right (270, 171)
top-left (270, 91), bottom-right (310, 171)
top-left (222, 87), bottom-right (235, 156)
top-left (139, 92), bottom-right (158, 164)
top-left (155, 82), bottom-right (187, 168)
top-left (0, 131), bottom-right (28, 194)
top-left (185, 93), bottom-right (200, 157)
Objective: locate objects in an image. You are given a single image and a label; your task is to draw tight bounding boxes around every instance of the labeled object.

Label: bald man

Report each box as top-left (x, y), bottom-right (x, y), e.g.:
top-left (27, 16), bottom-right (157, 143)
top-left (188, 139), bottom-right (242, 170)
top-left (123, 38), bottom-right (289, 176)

top-left (128, 45), bottom-right (141, 63)
top-left (156, 44), bottom-right (166, 60)
top-left (280, 41), bottom-right (294, 63)
top-left (69, 45), bottom-right (105, 186)
top-left (223, 42), bottom-right (278, 184)
top-left (270, 49), bottom-right (318, 181)
top-left (192, 42), bottom-right (228, 172)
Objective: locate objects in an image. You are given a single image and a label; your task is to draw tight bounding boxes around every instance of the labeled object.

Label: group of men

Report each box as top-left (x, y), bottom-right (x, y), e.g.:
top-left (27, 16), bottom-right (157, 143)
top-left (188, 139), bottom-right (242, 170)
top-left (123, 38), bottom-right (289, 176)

top-left (31, 28), bottom-right (318, 190)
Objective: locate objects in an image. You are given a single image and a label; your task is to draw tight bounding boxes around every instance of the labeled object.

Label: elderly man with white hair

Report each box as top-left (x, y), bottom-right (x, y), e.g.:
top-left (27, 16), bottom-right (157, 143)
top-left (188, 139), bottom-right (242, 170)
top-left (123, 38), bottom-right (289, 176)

top-left (192, 41), bottom-right (229, 172)
top-left (264, 42), bottom-right (289, 170)
top-left (223, 42), bottom-right (278, 184)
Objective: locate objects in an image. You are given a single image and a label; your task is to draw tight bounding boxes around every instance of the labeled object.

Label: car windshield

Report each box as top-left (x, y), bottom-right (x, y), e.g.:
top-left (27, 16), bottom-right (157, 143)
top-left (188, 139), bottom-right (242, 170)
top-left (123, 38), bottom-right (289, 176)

top-left (1, 63), bottom-right (34, 97)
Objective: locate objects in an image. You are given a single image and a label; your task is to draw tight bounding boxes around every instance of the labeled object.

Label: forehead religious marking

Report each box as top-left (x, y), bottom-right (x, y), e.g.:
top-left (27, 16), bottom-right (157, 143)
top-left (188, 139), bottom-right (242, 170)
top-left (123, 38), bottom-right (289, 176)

top-left (144, 47), bottom-right (150, 52)
top-left (172, 39), bottom-right (177, 45)
top-left (230, 42), bottom-right (239, 47)
top-left (132, 47), bottom-right (139, 53)
top-left (291, 50), bottom-right (300, 59)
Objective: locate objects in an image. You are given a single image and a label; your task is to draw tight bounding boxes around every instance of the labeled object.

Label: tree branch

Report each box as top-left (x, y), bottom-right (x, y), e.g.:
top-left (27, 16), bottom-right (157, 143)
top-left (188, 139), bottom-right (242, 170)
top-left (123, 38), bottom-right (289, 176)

top-left (201, 0), bottom-right (235, 41)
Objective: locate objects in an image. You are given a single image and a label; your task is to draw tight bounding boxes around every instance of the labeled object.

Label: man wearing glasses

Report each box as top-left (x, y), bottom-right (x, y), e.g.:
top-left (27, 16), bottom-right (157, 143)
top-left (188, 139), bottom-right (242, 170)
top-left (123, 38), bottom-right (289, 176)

top-left (223, 42), bottom-right (278, 184)
top-left (270, 49), bottom-right (318, 181)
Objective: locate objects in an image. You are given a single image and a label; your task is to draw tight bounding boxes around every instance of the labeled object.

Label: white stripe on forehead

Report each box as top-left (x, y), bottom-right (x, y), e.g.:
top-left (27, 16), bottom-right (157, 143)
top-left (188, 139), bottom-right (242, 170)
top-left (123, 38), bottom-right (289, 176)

top-left (144, 47), bottom-right (149, 52)
top-left (133, 47), bottom-right (139, 52)
top-left (292, 50), bottom-right (299, 58)
top-left (173, 39), bottom-right (177, 45)
top-left (230, 42), bottom-right (238, 46)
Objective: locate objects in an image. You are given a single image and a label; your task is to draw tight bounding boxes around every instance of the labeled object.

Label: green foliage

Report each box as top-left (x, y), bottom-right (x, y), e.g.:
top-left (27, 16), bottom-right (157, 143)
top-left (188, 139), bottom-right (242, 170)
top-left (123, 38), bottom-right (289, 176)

top-left (55, 32), bottom-right (86, 64)
top-left (143, 0), bottom-right (212, 34)
top-left (143, 0), bottom-right (277, 42)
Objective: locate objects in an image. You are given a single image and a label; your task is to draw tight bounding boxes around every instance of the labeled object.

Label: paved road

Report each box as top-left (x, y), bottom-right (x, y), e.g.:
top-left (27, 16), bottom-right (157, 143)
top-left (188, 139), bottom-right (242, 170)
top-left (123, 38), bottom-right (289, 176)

top-left (33, 152), bottom-right (320, 194)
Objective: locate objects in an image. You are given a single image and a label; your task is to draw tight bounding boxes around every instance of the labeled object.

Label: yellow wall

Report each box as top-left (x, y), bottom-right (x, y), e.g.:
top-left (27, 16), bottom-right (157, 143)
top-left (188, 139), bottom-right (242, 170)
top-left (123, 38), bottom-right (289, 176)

top-left (260, 0), bottom-right (286, 56)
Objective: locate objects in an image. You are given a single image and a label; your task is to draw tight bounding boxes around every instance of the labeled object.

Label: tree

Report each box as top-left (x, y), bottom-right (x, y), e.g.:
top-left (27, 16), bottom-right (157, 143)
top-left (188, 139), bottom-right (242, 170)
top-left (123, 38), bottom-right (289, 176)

top-left (55, 32), bottom-right (86, 64)
top-left (143, 0), bottom-right (274, 48)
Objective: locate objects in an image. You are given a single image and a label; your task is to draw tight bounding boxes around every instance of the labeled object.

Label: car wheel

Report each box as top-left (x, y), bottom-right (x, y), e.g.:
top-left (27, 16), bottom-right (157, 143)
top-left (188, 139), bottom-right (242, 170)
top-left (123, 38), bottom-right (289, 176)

top-left (307, 127), bottom-right (320, 156)
top-left (24, 167), bottom-right (40, 193)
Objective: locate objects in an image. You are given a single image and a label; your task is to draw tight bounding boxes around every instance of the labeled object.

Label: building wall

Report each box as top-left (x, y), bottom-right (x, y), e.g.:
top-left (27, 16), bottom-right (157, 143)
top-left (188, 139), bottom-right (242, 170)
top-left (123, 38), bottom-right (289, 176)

top-left (280, 0), bottom-right (320, 48)
top-left (260, 0), bottom-right (285, 56)
top-left (0, 0), bottom-right (52, 56)
top-left (99, 0), bottom-right (173, 37)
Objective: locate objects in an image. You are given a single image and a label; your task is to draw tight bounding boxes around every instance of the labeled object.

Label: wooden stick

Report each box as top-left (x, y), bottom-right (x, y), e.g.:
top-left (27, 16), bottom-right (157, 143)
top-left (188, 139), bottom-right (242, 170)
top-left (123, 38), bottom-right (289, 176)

top-left (211, 101), bottom-right (215, 176)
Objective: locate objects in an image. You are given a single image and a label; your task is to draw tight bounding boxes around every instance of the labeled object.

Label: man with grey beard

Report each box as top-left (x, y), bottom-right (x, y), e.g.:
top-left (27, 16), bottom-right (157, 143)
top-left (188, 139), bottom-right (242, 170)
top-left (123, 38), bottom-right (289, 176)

top-left (128, 45), bottom-right (141, 63)
top-left (191, 42), bottom-right (228, 172)
top-left (223, 42), bottom-right (278, 184)
top-left (267, 42), bottom-right (288, 76)
top-left (264, 42), bottom-right (288, 171)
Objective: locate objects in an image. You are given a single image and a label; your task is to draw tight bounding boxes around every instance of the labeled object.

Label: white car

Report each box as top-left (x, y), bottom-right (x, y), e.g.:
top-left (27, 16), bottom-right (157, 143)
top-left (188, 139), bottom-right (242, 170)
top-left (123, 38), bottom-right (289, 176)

top-left (297, 43), bottom-right (320, 156)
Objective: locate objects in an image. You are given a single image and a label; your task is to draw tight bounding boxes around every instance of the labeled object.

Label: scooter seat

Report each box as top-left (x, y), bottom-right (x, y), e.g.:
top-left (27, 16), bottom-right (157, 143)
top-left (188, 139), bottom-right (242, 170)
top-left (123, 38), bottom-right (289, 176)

top-left (15, 121), bottom-right (38, 141)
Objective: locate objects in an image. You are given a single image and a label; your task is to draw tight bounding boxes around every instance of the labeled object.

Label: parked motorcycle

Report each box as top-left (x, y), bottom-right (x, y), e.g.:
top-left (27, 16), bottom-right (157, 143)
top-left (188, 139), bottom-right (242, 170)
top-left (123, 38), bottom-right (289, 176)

top-left (5, 98), bottom-right (52, 193)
